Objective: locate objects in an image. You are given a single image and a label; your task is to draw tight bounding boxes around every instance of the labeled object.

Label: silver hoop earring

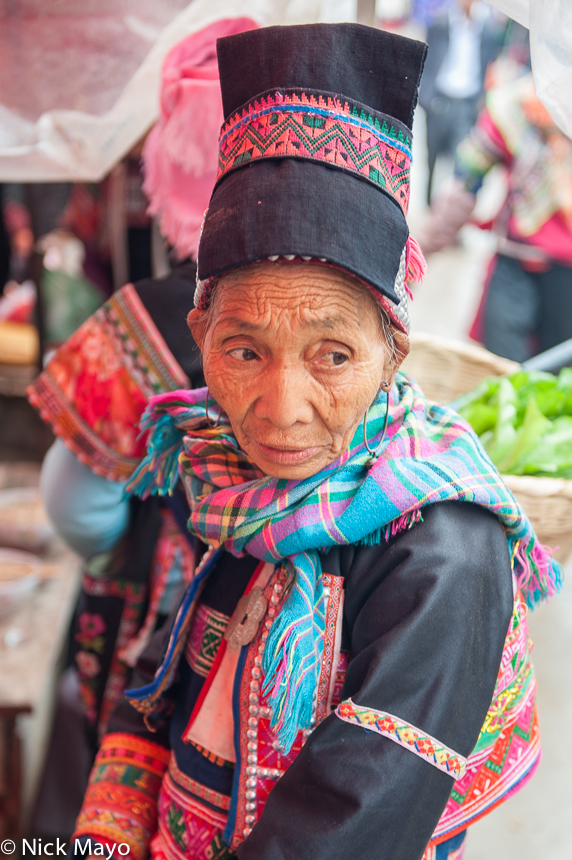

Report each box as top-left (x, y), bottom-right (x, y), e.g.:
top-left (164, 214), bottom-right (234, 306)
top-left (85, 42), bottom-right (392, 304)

top-left (205, 390), bottom-right (223, 428)
top-left (363, 381), bottom-right (390, 464)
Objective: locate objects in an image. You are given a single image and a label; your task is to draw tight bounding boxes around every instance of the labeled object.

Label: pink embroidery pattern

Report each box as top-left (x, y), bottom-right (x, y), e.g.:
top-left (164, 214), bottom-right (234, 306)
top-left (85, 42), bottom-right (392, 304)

top-left (152, 770), bottom-right (229, 860)
top-left (217, 89), bottom-right (412, 214)
top-left (430, 597), bottom-right (540, 846)
top-left (336, 698), bottom-right (467, 780)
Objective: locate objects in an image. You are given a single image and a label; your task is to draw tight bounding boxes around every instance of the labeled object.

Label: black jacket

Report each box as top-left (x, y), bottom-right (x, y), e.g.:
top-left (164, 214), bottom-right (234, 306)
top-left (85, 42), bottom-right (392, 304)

top-left (111, 500), bottom-right (513, 860)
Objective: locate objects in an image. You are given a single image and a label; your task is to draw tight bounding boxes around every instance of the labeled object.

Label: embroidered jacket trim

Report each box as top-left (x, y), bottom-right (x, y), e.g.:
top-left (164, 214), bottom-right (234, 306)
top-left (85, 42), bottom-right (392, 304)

top-left (336, 698), bottom-right (467, 780)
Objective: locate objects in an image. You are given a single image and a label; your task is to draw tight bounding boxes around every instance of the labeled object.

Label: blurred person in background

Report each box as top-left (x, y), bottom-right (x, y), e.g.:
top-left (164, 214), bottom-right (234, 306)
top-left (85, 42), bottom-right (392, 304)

top-left (62, 140), bottom-right (156, 298)
top-left (418, 73), bottom-right (572, 362)
top-left (26, 20), bottom-right (257, 837)
top-left (0, 182), bottom-right (107, 349)
top-left (0, 188), bottom-right (34, 288)
top-left (419, 0), bottom-right (505, 203)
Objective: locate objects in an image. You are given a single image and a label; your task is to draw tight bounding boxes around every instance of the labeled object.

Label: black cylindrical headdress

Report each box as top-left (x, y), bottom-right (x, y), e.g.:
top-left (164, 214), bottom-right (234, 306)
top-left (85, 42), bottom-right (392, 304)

top-left (196, 23), bottom-right (427, 333)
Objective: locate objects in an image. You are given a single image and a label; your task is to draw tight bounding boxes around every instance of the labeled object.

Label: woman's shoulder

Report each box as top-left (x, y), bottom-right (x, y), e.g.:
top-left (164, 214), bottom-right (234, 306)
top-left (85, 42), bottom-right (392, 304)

top-left (325, 501), bottom-right (512, 609)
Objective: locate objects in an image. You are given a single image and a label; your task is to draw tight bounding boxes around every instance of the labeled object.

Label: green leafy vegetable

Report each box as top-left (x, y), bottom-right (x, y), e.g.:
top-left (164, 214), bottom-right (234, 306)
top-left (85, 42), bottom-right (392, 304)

top-left (459, 402), bottom-right (497, 436)
top-left (522, 416), bottom-right (572, 476)
top-left (496, 398), bottom-right (550, 474)
top-left (484, 377), bottom-right (517, 465)
top-left (456, 367), bottom-right (572, 477)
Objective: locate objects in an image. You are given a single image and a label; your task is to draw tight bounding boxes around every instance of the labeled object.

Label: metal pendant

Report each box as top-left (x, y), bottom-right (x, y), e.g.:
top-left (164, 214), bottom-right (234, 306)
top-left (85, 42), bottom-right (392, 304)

top-left (224, 586), bottom-right (268, 653)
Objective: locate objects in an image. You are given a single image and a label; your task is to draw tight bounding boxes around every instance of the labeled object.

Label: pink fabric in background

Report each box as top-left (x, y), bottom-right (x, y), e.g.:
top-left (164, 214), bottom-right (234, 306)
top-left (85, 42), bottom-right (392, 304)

top-left (143, 17), bottom-right (258, 260)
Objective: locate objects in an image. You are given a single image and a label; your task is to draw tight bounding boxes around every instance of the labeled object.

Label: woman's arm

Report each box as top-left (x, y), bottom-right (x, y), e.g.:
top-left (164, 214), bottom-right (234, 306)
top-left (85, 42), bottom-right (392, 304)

top-left (418, 107), bottom-right (511, 254)
top-left (455, 107), bottom-right (512, 195)
top-left (237, 501), bottom-right (514, 860)
top-left (40, 438), bottom-right (130, 558)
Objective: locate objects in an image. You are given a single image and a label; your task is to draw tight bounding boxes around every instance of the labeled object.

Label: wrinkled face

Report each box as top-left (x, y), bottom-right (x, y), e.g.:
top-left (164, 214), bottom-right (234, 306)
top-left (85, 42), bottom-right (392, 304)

top-left (188, 263), bottom-right (406, 479)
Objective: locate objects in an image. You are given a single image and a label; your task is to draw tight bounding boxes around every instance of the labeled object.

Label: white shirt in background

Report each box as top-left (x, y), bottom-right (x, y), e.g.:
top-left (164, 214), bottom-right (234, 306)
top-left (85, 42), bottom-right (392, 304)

top-left (436, 2), bottom-right (490, 100)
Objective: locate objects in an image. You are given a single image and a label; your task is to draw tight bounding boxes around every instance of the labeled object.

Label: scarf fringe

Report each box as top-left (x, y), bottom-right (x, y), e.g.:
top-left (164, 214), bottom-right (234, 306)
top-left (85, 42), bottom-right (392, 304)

top-left (385, 509), bottom-right (424, 541)
top-left (125, 409), bottom-right (185, 499)
top-left (261, 638), bottom-right (318, 753)
top-left (358, 509), bottom-right (424, 546)
top-left (511, 535), bottom-right (563, 609)
top-left (261, 555), bottom-right (325, 753)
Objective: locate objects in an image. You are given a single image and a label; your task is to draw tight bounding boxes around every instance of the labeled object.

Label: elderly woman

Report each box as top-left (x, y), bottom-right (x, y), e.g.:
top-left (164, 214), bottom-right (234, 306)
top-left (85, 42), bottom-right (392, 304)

top-left (71, 23), bottom-right (560, 860)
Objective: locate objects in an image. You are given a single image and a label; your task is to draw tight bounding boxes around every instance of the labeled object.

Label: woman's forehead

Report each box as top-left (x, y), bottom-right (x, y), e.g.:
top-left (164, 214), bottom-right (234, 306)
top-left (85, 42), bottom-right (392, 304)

top-left (213, 263), bottom-right (376, 325)
top-left (217, 262), bottom-right (368, 304)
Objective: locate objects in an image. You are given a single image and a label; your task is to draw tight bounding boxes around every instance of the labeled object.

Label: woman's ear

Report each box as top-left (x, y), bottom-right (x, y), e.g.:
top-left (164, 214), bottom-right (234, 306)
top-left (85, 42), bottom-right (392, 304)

top-left (187, 308), bottom-right (208, 350)
top-left (393, 330), bottom-right (410, 366)
top-left (382, 330), bottom-right (410, 387)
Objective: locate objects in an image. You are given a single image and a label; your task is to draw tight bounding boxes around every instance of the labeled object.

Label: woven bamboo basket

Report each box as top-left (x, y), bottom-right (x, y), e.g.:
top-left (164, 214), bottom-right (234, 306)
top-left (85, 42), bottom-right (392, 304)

top-left (402, 332), bottom-right (520, 403)
top-left (403, 332), bottom-right (572, 562)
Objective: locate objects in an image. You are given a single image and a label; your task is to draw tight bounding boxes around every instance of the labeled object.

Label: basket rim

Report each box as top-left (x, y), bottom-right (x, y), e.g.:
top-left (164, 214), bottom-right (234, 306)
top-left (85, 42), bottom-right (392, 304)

top-left (502, 473), bottom-right (572, 499)
top-left (406, 331), bottom-right (520, 376)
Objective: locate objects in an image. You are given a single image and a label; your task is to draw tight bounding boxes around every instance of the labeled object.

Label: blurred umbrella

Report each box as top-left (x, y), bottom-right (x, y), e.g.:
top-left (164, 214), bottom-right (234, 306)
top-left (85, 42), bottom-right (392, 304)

top-left (0, 0), bottom-right (356, 181)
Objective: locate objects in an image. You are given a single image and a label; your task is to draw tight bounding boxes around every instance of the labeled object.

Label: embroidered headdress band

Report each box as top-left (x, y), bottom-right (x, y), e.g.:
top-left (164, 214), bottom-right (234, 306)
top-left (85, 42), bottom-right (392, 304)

top-left (216, 88), bottom-right (413, 216)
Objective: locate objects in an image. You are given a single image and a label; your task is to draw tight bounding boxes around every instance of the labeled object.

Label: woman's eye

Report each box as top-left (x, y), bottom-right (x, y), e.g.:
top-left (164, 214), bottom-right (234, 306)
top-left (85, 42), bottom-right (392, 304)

top-left (322, 352), bottom-right (349, 366)
top-left (228, 348), bottom-right (258, 362)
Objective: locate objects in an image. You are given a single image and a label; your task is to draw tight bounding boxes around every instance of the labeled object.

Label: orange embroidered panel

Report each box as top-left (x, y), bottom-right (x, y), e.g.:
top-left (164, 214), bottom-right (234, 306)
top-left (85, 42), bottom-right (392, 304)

top-left (27, 284), bottom-right (189, 481)
top-left (73, 732), bottom-right (170, 860)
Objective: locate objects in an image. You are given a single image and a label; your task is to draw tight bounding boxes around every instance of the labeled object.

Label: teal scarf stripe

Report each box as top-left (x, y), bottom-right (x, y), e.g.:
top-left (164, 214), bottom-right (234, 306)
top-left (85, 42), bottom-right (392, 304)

top-left (127, 375), bottom-right (562, 751)
top-left (262, 551), bottom-right (326, 751)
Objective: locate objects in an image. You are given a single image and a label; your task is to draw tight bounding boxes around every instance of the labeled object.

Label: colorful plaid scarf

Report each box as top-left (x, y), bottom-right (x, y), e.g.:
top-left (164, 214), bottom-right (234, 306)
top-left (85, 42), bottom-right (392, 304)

top-left (127, 373), bottom-right (562, 751)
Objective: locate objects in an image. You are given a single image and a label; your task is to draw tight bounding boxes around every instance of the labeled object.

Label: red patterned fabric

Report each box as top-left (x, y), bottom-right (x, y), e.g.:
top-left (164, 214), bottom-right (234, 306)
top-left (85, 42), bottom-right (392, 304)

top-left (429, 588), bottom-right (540, 845)
top-left (141, 566), bottom-right (347, 856)
top-left (73, 733), bottom-right (170, 860)
top-left (27, 283), bottom-right (189, 481)
top-left (151, 769), bottom-right (231, 860)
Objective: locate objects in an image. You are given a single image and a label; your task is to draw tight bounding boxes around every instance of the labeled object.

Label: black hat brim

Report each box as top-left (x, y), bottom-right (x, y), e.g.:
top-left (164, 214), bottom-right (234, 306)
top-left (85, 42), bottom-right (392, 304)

top-left (198, 158), bottom-right (408, 305)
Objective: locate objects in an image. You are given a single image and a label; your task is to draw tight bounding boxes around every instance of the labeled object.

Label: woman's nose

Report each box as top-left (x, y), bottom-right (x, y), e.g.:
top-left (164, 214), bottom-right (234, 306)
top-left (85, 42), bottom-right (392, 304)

top-left (252, 364), bottom-right (314, 429)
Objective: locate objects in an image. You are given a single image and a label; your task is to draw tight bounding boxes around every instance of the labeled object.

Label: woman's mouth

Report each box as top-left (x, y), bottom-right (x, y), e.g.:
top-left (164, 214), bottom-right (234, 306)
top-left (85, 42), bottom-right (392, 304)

top-left (253, 441), bottom-right (323, 465)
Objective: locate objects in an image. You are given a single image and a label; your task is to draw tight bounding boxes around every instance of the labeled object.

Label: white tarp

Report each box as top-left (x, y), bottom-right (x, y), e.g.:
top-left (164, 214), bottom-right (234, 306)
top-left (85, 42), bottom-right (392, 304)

top-left (1, 0), bottom-right (571, 181)
top-left (487, 1), bottom-right (572, 140)
top-left (0, 0), bottom-right (356, 182)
